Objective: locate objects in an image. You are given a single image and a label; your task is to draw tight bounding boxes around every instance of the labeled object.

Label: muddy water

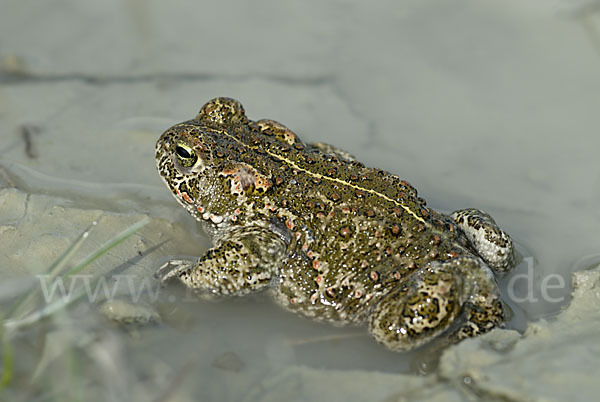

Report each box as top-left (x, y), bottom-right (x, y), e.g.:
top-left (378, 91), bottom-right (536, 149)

top-left (1, 1), bottom-right (599, 401)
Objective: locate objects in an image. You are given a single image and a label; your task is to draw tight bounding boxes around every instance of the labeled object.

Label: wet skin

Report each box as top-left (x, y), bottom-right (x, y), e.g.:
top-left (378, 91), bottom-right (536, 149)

top-left (155, 97), bottom-right (515, 351)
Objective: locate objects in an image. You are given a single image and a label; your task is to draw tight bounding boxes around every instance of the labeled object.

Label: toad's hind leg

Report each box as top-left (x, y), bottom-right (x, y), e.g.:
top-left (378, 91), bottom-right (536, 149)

top-left (451, 208), bottom-right (515, 275)
top-left (368, 262), bottom-right (467, 351)
top-left (448, 278), bottom-right (505, 344)
top-left (368, 257), bottom-right (505, 351)
top-left (155, 226), bottom-right (288, 296)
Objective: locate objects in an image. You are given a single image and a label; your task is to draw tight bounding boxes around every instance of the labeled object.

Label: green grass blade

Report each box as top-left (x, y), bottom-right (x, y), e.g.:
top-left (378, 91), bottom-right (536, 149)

top-left (8, 219), bottom-right (101, 319)
top-left (3, 217), bottom-right (150, 331)
top-left (0, 312), bottom-right (13, 390)
top-left (3, 287), bottom-right (88, 330)
top-left (65, 216), bottom-right (150, 277)
top-left (48, 219), bottom-right (101, 279)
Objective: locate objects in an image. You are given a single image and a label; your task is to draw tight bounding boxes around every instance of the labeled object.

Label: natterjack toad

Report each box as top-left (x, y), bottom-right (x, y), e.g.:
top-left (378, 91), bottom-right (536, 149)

top-left (155, 98), bottom-right (515, 351)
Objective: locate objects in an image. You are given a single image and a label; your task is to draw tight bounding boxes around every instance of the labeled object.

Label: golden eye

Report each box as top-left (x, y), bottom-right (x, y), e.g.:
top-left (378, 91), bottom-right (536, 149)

top-left (175, 141), bottom-right (198, 168)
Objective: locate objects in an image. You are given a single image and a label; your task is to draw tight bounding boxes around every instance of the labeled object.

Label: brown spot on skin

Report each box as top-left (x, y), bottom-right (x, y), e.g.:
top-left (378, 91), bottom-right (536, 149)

top-left (329, 193), bottom-right (341, 202)
top-left (366, 209), bottom-right (376, 218)
top-left (313, 260), bottom-right (321, 270)
top-left (391, 224), bottom-right (401, 236)
top-left (431, 235), bottom-right (441, 245)
top-left (275, 176), bottom-right (284, 186)
top-left (393, 207), bottom-right (402, 217)
top-left (370, 271), bottom-right (379, 282)
top-left (338, 226), bottom-right (352, 238)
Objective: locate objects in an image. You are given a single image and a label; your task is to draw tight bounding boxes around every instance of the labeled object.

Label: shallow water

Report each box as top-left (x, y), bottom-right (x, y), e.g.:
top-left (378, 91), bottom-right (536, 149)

top-left (1, 1), bottom-right (600, 401)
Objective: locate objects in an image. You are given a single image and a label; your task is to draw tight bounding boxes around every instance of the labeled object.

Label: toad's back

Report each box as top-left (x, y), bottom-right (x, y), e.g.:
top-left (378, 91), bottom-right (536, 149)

top-left (186, 115), bottom-right (474, 324)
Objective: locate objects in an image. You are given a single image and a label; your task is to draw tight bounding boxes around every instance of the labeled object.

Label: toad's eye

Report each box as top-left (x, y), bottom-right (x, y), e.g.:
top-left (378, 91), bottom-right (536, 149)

top-left (175, 141), bottom-right (198, 168)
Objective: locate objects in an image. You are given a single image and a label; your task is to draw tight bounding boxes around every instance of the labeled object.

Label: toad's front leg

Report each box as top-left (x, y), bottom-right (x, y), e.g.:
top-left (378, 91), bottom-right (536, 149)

top-left (156, 226), bottom-right (288, 296)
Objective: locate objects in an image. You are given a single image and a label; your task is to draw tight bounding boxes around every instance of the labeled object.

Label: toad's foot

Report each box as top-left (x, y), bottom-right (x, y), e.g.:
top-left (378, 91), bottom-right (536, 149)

top-left (155, 259), bottom-right (194, 284)
top-left (451, 208), bottom-right (515, 275)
